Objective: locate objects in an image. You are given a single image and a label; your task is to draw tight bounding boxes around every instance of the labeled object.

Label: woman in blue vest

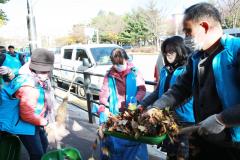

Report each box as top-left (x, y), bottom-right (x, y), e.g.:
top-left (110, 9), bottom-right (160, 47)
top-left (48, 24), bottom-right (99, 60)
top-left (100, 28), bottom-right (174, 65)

top-left (0, 48), bottom-right (55, 160)
top-left (95, 48), bottom-right (148, 160)
top-left (140, 36), bottom-right (195, 160)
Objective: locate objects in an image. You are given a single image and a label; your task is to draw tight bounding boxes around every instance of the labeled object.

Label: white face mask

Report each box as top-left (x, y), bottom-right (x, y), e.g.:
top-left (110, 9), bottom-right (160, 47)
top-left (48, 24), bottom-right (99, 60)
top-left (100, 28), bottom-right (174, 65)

top-left (34, 72), bottom-right (49, 82)
top-left (188, 26), bottom-right (207, 51)
top-left (114, 63), bottom-right (127, 72)
top-left (190, 37), bottom-right (204, 51)
top-left (37, 73), bottom-right (49, 82)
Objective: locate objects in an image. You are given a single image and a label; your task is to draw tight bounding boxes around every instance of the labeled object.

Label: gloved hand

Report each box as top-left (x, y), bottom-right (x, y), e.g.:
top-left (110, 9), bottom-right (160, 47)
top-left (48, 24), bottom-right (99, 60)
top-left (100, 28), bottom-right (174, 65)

top-left (0, 66), bottom-right (11, 75)
top-left (137, 105), bottom-right (146, 113)
top-left (198, 114), bottom-right (225, 135)
top-left (143, 108), bottom-right (158, 118)
top-left (0, 66), bottom-right (14, 80)
top-left (98, 109), bottom-right (112, 139)
top-left (99, 108), bottom-right (111, 124)
top-left (152, 99), bottom-right (166, 109)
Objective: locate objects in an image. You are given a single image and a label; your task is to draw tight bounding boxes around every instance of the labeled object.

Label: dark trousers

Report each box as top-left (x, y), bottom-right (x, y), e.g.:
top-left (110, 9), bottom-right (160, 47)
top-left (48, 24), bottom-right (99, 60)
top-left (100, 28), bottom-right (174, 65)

top-left (160, 122), bottom-right (193, 160)
top-left (160, 134), bottom-right (189, 160)
top-left (189, 134), bottom-right (240, 160)
top-left (19, 127), bottom-right (48, 160)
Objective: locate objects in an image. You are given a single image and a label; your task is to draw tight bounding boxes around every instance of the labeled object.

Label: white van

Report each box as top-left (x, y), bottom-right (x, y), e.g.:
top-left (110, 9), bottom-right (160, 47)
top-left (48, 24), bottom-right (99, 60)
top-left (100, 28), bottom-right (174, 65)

top-left (53, 44), bottom-right (127, 98)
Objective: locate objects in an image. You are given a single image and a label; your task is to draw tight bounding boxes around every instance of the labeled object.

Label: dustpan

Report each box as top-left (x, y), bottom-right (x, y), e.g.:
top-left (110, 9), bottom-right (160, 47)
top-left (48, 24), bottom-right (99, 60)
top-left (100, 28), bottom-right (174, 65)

top-left (0, 134), bottom-right (21, 160)
top-left (41, 147), bottom-right (82, 160)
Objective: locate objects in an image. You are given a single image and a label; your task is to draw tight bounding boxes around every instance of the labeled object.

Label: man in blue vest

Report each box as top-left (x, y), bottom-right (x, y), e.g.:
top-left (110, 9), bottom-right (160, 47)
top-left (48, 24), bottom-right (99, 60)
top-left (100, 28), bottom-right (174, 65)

top-left (0, 45), bottom-right (25, 82)
top-left (145, 2), bottom-right (240, 159)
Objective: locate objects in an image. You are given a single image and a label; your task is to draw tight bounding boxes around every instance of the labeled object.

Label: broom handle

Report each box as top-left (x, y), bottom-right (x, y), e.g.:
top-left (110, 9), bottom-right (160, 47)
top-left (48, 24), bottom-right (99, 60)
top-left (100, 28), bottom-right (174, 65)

top-left (54, 58), bottom-right (80, 149)
top-left (66, 57), bottom-right (80, 97)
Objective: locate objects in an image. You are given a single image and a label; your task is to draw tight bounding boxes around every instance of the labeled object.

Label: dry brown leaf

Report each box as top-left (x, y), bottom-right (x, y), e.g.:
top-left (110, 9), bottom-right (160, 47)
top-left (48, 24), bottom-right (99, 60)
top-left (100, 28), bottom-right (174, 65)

top-left (138, 125), bottom-right (146, 132)
top-left (88, 156), bottom-right (95, 160)
top-left (101, 147), bottom-right (110, 156)
top-left (92, 138), bottom-right (98, 150)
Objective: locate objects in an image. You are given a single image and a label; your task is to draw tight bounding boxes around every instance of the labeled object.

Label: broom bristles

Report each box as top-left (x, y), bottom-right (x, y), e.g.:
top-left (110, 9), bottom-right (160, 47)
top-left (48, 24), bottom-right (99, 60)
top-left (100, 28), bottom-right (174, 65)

top-left (55, 97), bottom-right (68, 124)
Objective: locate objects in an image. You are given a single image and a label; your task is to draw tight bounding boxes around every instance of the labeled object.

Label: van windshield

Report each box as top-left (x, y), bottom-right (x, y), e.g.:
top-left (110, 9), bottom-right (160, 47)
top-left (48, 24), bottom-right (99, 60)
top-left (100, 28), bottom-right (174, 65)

top-left (90, 47), bottom-right (119, 65)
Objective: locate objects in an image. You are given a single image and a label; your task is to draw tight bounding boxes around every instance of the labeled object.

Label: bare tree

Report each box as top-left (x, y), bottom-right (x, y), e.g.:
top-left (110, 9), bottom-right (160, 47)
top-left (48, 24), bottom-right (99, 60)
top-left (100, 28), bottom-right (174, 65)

top-left (141, 0), bottom-right (167, 50)
top-left (0, 0), bottom-right (10, 26)
top-left (91, 11), bottom-right (125, 43)
top-left (216, 0), bottom-right (240, 28)
top-left (69, 24), bottom-right (87, 44)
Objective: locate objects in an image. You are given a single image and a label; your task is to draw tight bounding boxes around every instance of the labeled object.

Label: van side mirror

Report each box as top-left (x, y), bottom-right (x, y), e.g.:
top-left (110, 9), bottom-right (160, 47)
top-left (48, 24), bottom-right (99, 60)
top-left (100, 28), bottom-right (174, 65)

top-left (78, 58), bottom-right (91, 71)
top-left (83, 58), bottom-right (91, 67)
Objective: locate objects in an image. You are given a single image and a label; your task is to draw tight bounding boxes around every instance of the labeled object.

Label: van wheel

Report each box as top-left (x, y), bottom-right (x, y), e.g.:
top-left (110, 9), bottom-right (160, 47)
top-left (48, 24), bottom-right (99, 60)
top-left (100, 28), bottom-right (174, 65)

top-left (77, 83), bottom-right (85, 97)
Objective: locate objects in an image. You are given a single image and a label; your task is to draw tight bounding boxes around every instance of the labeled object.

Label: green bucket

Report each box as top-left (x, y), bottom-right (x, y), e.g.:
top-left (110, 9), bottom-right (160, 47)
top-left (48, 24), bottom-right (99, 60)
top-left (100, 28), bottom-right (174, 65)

top-left (41, 147), bottom-right (82, 160)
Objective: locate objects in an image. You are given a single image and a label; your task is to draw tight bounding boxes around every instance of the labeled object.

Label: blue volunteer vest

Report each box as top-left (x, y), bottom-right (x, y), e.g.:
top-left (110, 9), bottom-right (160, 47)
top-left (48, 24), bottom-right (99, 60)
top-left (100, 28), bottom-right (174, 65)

top-left (192, 34), bottom-right (240, 142)
top-left (2, 53), bottom-right (22, 75)
top-left (159, 66), bottom-right (195, 123)
top-left (108, 69), bottom-right (138, 115)
top-left (0, 75), bottom-right (45, 135)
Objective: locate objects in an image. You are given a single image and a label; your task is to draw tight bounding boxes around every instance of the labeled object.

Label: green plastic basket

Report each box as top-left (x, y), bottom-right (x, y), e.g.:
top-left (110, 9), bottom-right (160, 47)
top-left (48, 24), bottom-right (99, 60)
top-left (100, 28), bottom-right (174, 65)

top-left (104, 131), bottom-right (167, 145)
top-left (41, 147), bottom-right (82, 160)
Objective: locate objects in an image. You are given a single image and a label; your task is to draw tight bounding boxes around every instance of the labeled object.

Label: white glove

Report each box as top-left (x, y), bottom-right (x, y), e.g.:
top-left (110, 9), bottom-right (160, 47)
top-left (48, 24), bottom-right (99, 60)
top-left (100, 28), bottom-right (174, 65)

top-left (0, 66), bottom-right (11, 75)
top-left (198, 114), bottom-right (225, 135)
top-left (152, 99), bottom-right (166, 109)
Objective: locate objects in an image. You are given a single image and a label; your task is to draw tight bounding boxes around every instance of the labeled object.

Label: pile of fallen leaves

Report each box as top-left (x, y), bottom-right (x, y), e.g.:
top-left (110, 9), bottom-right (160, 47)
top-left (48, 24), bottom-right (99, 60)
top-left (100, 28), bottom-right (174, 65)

top-left (104, 108), bottom-right (179, 139)
top-left (88, 108), bottom-right (179, 159)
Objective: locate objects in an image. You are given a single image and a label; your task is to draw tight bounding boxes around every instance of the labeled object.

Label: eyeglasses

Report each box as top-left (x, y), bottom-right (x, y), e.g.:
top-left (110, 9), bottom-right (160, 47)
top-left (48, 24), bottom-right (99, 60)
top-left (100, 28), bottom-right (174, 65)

top-left (163, 51), bottom-right (176, 56)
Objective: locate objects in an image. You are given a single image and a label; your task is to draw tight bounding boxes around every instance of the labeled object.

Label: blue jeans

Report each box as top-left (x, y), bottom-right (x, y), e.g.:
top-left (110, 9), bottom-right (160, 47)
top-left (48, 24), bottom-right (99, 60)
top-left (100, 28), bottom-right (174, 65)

top-left (19, 126), bottom-right (48, 160)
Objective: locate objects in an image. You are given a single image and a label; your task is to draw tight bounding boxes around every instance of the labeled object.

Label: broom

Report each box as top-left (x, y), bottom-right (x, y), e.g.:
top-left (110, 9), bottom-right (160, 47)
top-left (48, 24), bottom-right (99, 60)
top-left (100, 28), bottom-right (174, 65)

top-left (55, 70), bottom-right (77, 125)
top-left (46, 59), bottom-right (80, 149)
top-left (55, 58), bottom-right (80, 125)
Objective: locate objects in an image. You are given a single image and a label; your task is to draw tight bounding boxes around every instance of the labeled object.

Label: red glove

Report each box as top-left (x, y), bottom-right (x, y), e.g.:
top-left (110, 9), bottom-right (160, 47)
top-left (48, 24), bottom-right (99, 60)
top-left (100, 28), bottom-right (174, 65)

top-left (137, 105), bottom-right (145, 113)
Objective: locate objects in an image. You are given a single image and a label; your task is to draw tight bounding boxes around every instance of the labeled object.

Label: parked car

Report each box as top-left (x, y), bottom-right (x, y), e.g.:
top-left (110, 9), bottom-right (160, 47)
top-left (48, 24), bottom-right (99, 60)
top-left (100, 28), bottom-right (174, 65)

top-left (53, 44), bottom-right (131, 99)
top-left (122, 45), bottom-right (133, 50)
top-left (223, 28), bottom-right (240, 37)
